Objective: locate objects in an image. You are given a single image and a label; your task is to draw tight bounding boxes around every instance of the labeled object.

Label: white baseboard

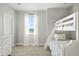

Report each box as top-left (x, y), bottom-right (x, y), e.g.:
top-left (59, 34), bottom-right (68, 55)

top-left (24, 44), bottom-right (39, 46)
top-left (16, 43), bottom-right (45, 46)
top-left (16, 43), bottom-right (24, 45)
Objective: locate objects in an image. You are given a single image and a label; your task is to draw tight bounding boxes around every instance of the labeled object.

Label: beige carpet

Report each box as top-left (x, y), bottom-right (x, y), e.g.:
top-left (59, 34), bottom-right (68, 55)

top-left (11, 45), bottom-right (51, 56)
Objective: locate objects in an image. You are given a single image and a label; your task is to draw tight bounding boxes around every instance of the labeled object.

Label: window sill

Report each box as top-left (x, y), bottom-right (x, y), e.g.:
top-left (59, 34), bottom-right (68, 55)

top-left (24, 33), bottom-right (36, 35)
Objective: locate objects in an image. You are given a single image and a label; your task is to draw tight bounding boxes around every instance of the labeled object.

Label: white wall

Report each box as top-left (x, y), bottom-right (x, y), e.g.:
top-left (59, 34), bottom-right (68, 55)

top-left (15, 11), bottom-right (47, 45)
top-left (37, 11), bottom-right (47, 45)
top-left (16, 8), bottom-right (71, 45)
top-left (15, 12), bottom-right (25, 44)
top-left (46, 8), bottom-right (71, 35)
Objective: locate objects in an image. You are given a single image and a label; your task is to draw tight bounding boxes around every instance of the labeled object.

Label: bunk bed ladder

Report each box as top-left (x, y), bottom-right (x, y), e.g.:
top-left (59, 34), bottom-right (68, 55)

top-left (44, 26), bottom-right (56, 50)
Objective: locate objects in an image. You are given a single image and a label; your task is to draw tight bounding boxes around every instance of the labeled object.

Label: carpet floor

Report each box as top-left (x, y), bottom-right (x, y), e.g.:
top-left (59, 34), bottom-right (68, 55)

top-left (11, 45), bottom-right (51, 56)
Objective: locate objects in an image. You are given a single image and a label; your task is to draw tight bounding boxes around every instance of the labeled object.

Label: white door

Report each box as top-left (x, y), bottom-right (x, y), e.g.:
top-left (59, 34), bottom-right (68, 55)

top-left (0, 8), bottom-right (4, 56)
top-left (4, 13), bottom-right (11, 37)
top-left (3, 13), bottom-right (12, 55)
top-left (4, 13), bottom-right (14, 47)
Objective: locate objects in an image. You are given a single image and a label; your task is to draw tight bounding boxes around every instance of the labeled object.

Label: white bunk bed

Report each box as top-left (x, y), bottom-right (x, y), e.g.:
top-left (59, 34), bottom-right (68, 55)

top-left (55, 12), bottom-right (77, 31)
top-left (47, 11), bottom-right (79, 56)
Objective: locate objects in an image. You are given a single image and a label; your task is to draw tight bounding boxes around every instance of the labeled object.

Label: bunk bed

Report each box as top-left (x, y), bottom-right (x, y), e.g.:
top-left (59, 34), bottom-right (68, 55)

top-left (47, 11), bottom-right (79, 56)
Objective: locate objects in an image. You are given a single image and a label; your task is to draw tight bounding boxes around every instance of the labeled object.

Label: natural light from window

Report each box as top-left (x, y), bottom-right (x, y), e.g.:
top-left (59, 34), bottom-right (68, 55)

top-left (24, 14), bottom-right (37, 35)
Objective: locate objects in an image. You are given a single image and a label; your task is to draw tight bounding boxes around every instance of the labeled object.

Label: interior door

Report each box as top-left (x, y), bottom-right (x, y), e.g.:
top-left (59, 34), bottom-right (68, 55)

top-left (4, 13), bottom-right (14, 47)
top-left (0, 8), bottom-right (4, 56)
top-left (4, 13), bottom-right (11, 37)
top-left (2, 13), bottom-right (12, 55)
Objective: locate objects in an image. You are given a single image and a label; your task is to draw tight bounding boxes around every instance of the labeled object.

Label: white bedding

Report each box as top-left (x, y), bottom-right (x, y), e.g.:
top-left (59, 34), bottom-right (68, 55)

top-left (48, 39), bottom-right (66, 56)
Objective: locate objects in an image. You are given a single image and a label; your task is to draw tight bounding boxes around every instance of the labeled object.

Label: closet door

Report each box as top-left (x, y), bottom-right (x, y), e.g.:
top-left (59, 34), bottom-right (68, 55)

top-left (0, 7), bottom-right (4, 56)
top-left (4, 14), bottom-right (14, 48)
top-left (3, 13), bottom-right (12, 55)
top-left (0, 7), bottom-right (4, 36)
top-left (4, 13), bottom-right (11, 37)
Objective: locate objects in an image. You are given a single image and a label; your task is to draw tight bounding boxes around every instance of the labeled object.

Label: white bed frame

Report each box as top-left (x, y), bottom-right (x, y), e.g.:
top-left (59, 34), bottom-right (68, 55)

top-left (55, 11), bottom-right (79, 40)
top-left (56, 12), bottom-right (77, 31)
top-left (44, 11), bottom-right (79, 56)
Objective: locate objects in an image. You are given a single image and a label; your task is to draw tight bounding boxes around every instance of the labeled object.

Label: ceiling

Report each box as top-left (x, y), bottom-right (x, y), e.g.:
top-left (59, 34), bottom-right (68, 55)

top-left (8, 3), bottom-right (73, 11)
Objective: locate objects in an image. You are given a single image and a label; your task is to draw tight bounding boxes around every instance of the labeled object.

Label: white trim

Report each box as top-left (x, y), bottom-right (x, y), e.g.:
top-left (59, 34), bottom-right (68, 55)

top-left (76, 11), bottom-right (79, 40)
top-left (24, 43), bottom-right (33, 46)
top-left (24, 43), bottom-right (40, 46)
top-left (23, 43), bottom-right (44, 46)
top-left (16, 43), bottom-right (24, 45)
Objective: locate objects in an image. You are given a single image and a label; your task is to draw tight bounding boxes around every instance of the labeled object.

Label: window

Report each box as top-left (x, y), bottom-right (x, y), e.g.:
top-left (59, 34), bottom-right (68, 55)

top-left (28, 15), bottom-right (34, 33)
top-left (24, 14), bottom-right (36, 34)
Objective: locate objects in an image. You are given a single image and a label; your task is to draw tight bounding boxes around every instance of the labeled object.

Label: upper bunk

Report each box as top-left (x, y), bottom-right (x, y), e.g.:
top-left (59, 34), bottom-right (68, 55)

top-left (55, 11), bottom-right (79, 40)
top-left (55, 12), bottom-right (78, 31)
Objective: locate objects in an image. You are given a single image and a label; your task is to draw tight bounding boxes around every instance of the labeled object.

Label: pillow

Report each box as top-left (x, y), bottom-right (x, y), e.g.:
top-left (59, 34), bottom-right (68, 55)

top-left (54, 33), bottom-right (66, 40)
top-left (55, 31), bottom-right (72, 39)
top-left (55, 30), bottom-right (65, 34)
